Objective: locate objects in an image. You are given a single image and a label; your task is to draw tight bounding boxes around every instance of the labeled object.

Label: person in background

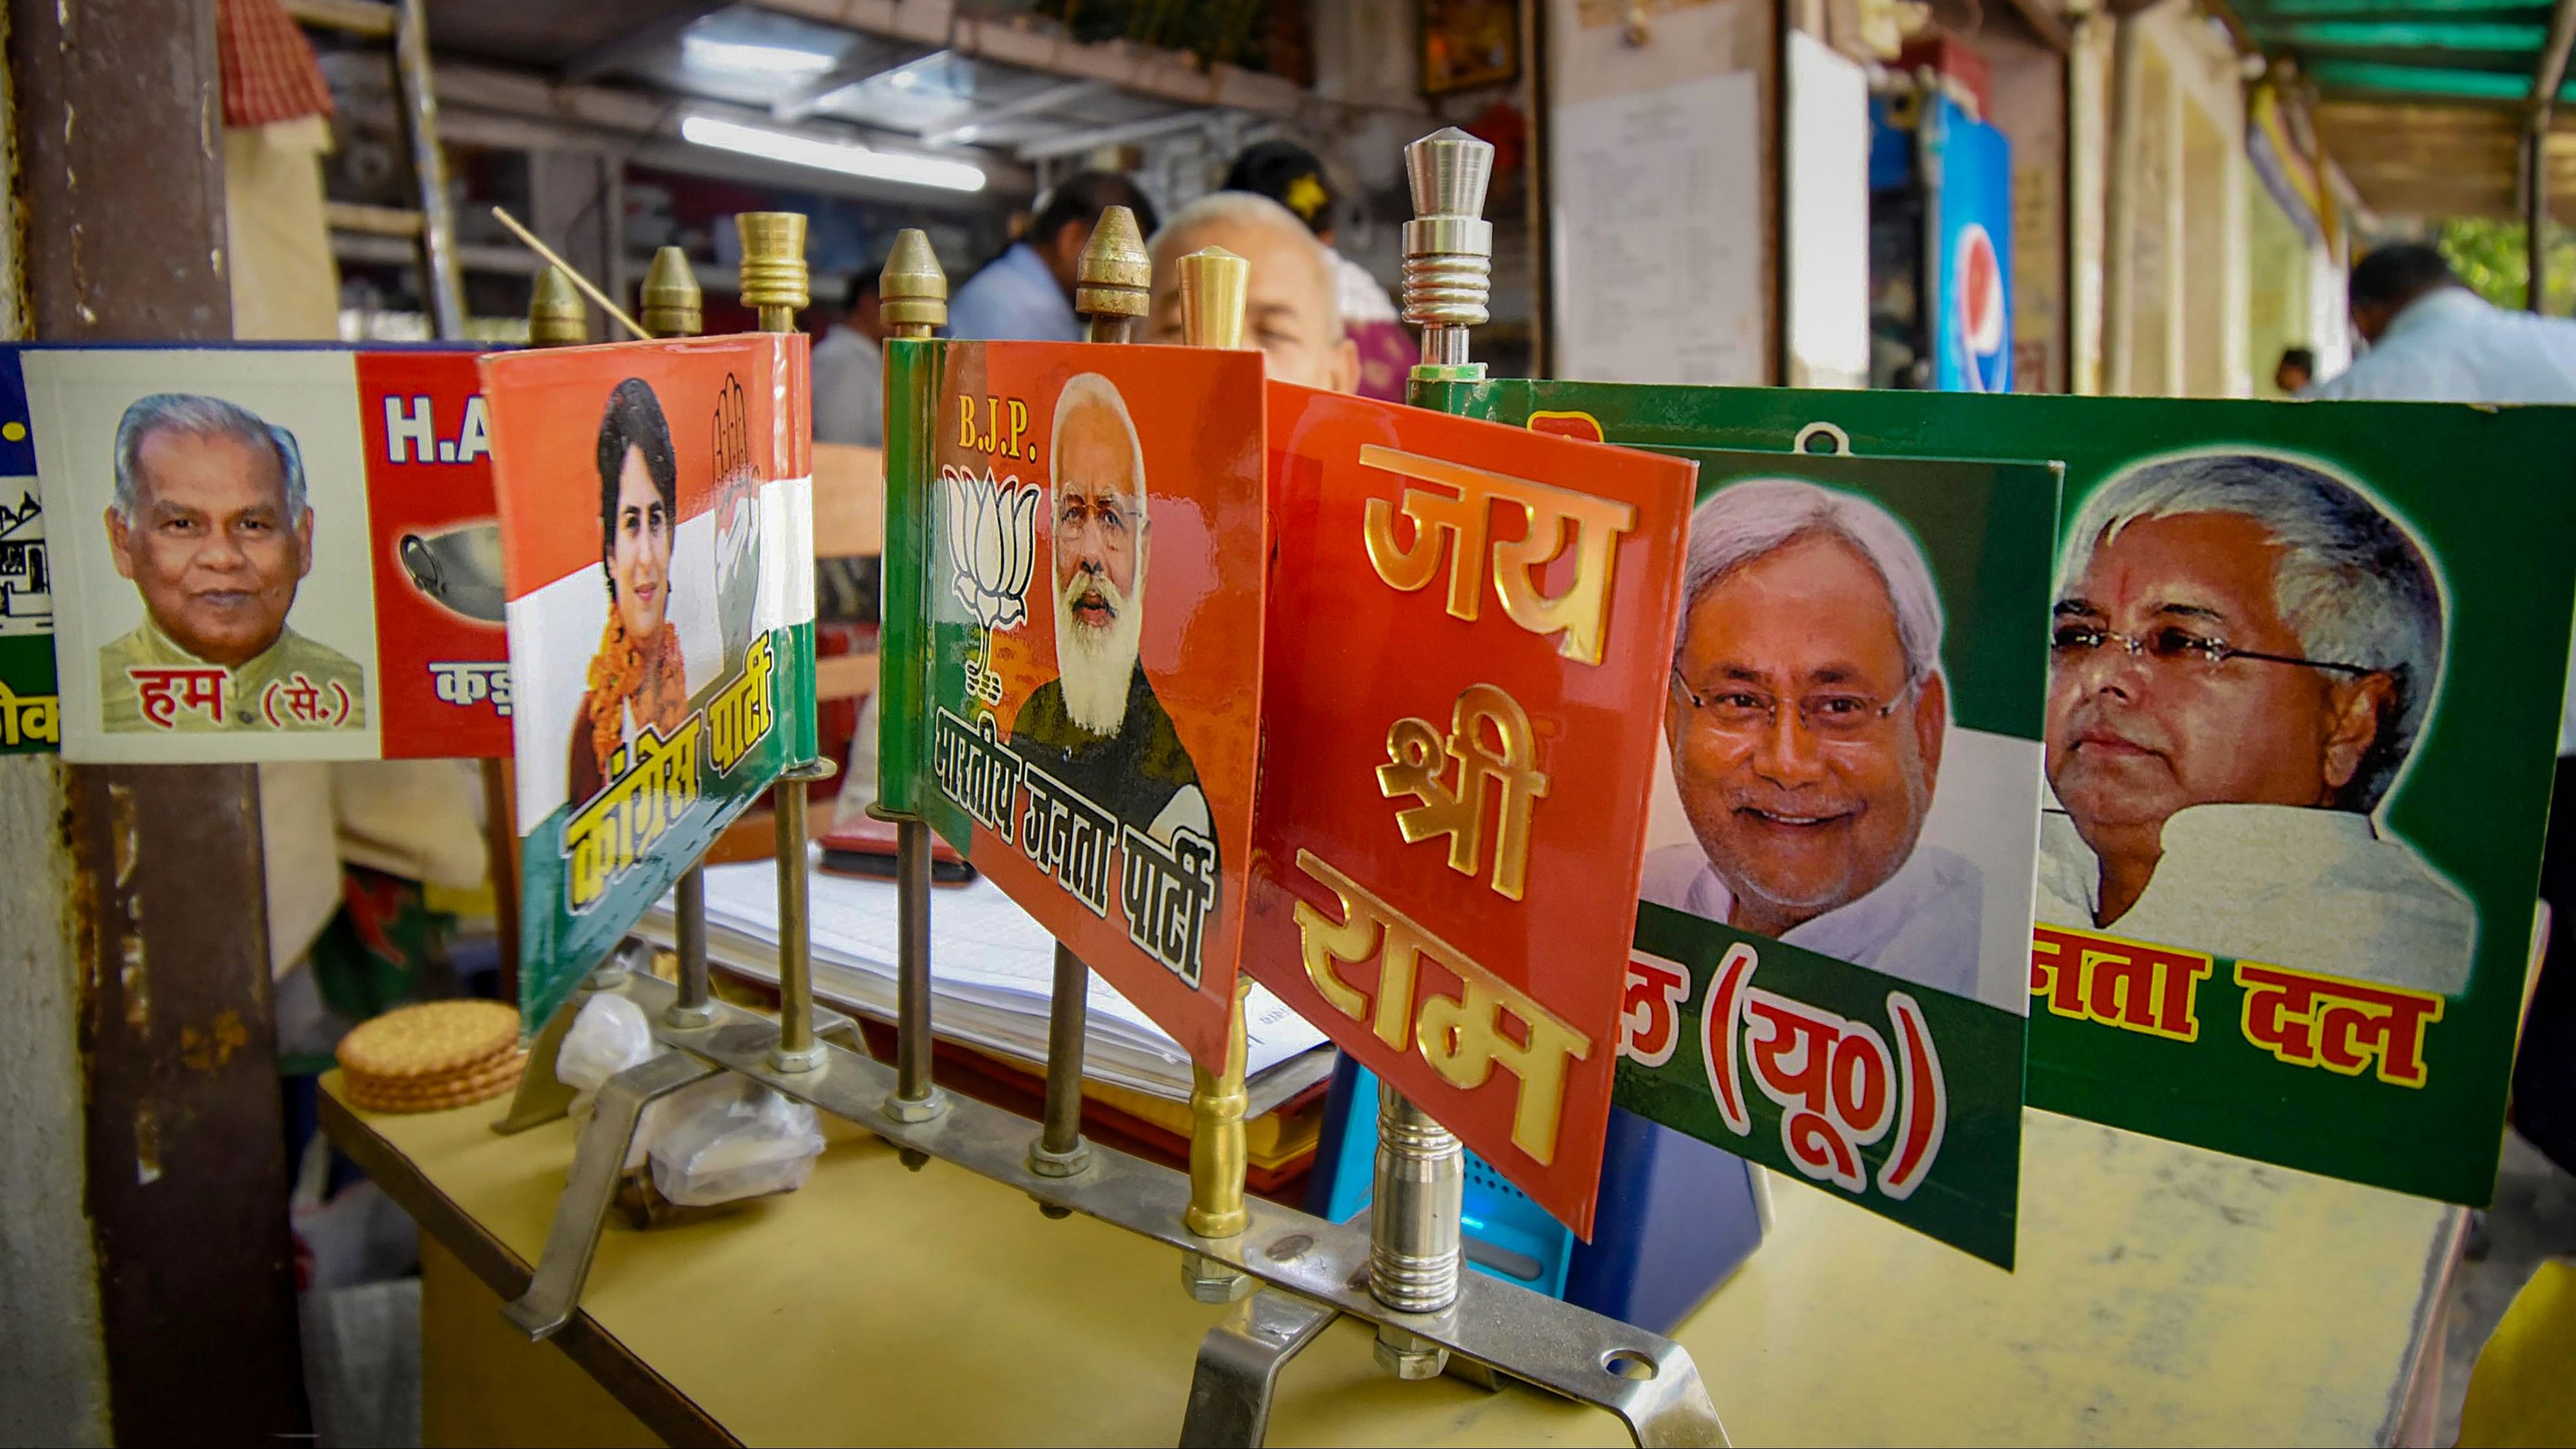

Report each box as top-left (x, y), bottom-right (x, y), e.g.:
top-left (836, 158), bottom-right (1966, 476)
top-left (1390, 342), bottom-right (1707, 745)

top-left (2303, 243), bottom-right (2576, 402)
top-left (1220, 139), bottom-right (1413, 402)
top-left (2301, 240), bottom-right (2576, 1179)
top-left (1145, 192), bottom-right (1357, 393)
top-left (811, 271), bottom-right (886, 447)
top-left (948, 172), bottom-right (1161, 343)
top-left (2274, 346), bottom-right (2315, 396)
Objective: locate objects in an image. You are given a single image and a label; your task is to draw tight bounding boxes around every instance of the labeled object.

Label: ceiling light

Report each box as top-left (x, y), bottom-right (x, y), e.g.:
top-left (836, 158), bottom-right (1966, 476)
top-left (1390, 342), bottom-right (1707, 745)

top-left (889, 71), bottom-right (920, 88)
top-left (680, 36), bottom-right (839, 75)
top-left (679, 116), bottom-right (987, 193)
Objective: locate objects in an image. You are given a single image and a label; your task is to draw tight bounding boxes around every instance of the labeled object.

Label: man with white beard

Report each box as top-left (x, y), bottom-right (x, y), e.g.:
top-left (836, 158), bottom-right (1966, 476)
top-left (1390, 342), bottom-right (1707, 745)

top-left (1008, 372), bottom-right (1212, 848)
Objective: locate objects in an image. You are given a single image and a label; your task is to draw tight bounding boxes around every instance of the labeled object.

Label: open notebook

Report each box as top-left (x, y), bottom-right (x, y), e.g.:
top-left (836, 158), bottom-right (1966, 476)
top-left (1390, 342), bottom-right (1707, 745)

top-left (638, 855), bottom-right (1334, 1116)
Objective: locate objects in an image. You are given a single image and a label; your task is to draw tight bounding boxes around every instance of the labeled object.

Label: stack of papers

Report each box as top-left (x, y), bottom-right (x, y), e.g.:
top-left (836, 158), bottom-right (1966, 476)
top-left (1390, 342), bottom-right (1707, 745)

top-left (638, 857), bottom-right (1334, 1115)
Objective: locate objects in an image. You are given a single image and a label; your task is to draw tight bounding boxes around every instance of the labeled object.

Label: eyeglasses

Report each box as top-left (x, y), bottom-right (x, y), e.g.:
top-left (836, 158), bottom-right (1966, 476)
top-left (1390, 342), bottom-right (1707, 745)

top-left (1055, 493), bottom-right (1139, 552)
top-left (1670, 670), bottom-right (1918, 744)
top-left (2048, 621), bottom-right (2378, 677)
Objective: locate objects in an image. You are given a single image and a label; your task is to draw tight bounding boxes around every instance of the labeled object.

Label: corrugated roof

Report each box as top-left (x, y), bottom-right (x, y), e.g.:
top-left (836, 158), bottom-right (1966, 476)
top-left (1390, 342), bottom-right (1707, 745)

top-left (2233, 0), bottom-right (2568, 104)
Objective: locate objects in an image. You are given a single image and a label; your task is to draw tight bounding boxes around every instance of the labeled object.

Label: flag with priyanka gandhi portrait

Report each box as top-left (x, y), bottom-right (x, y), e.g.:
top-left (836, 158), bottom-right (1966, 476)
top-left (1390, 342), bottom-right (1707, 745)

top-left (481, 333), bottom-right (816, 1030)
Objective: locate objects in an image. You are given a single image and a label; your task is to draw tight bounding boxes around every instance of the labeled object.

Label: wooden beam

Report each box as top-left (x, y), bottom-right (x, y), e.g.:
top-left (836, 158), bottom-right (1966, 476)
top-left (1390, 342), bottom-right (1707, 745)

top-left (285, 0), bottom-right (395, 38)
top-left (1999, 0), bottom-right (2075, 53)
top-left (327, 199), bottom-right (425, 236)
top-left (749, 0), bottom-right (1420, 120)
top-left (6, 3), bottom-right (309, 1442)
top-left (2533, 0), bottom-right (2576, 115)
top-left (2313, 97), bottom-right (2576, 218)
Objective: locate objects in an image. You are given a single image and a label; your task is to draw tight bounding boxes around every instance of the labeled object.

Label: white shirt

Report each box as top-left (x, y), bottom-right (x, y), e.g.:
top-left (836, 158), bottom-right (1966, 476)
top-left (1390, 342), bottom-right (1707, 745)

top-left (1639, 841), bottom-right (1986, 1002)
top-left (810, 324), bottom-right (883, 447)
top-left (1331, 251), bottom-right (1399, 324)
top-left (2302, 287), bottom-right (2576, 753)
top-left (2302, 287), bottom-right (2576, 404)
top-left (2035, 804), bottom-right (2475, 995)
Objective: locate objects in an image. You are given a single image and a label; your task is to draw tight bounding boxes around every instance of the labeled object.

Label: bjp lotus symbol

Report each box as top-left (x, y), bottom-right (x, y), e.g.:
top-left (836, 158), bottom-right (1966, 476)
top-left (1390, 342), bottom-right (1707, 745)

top-left (943, 464), bottom-right (1039, 633)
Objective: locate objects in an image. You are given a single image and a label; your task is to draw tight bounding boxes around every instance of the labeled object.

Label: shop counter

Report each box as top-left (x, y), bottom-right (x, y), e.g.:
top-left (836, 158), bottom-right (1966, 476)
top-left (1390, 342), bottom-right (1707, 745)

top-left (322, 1075), bottom-right (2460, 1446)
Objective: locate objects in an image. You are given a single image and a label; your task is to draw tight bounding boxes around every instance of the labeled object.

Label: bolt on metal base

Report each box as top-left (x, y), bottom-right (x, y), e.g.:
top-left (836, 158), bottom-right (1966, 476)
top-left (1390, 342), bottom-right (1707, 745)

top-left (768, 1043), bottom-right (829, 1074)
top-left (1374, 1325), bottom-right (1450, 1380)
top-left (1181, 1250), bottom-right (1256, 1304)
top-left (1028, 1138), bottom-right (1092, 1178)
top-left (883, 1087), bottom-right (949, 1125)
top-left (504, 967), bottom-right (1730, 1446)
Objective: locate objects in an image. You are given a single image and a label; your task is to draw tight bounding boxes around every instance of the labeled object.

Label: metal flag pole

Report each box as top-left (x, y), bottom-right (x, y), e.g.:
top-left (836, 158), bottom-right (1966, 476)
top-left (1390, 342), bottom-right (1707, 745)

top-left (638, 246), bottom-right (722, 1034)
top-left (484, 265), bottom-right (599, 1136)
top-left (736, 213), bottom-right (837, 1075)
top-left (874, 230), bottom-right (950, 1150)
top-left (1366, 124), bottom-right (1500, 1381)
top-left (1029, 205), bottom-right (1153, 1203)
top-left (1171, 244), bottom-right (1259, 1305)
top-left (488, 156), bottom-right (1725, 1445)
top-left (1077, 205), bottom-right (1150, 345)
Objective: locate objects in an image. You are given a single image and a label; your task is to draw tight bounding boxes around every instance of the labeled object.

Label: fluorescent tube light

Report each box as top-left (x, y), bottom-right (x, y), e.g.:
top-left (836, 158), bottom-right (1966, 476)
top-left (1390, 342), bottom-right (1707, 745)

top-left (679, 36), bottom-right (839, 75)
top-left (679, 116), bottom-right (987, 193)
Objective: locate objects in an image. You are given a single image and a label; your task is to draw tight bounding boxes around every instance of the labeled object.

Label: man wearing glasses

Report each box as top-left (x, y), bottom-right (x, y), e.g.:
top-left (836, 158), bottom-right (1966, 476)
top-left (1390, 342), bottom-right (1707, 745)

top-left (2038, 450), bottom-right (2473, 993)
top-left (1643, 479), bottom-right (1983, 998)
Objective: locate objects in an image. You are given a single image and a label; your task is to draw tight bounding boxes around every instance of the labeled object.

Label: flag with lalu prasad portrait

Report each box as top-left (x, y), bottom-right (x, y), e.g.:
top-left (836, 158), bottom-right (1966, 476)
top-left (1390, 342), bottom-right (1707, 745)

top-left (1432, 376), bottom-right (2576, 1213)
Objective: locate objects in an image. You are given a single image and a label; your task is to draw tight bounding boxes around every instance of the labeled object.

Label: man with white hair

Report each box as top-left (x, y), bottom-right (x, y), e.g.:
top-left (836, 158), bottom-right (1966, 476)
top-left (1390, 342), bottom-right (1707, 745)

top-left (1644, 478), bottom-right (1978, 996)
top-left (2038, 450), bottom-right (2472, 993)
top-left (1145, 192), bottom-right (1359, 394)
top-left (97, 391), bottom-right (364, 732)
top-left (1008, 372), bottom-right (1210, 846)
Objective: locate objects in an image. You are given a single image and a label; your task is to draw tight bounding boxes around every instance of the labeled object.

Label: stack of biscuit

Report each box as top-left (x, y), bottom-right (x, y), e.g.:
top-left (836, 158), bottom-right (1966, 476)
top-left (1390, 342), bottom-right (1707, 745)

top-left (337, 1000), bottom-right (527, 1113)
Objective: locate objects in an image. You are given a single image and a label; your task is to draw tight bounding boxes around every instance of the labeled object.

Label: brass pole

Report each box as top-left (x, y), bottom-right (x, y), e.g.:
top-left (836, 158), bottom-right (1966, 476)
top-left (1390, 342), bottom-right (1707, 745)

top-left (640, 244), bottom-right (704, 340)
top-left (1365, 125), bottom-right (1504, 1379)
top-left (498, 267), bottom-right (589, 1010)
top-left (638, 246), bottom-right (720, 1031)
top-left (527, 266), bottom-right (589, 347)
top-left (493, 206), bottom-right (648, 340)
top-left (1170, 244), bottom-right (1258, 1303)
top-left (1076, 204), bottom-right (1151, 345)
top-left (525, 267), bottom-right (638, 995)
top-left (738, 212), bottom-right (834, 1074)
top-left (876, 229), bottom-right (950, 1141)
top-left (1030, 206), bottom-right (1153, 1201)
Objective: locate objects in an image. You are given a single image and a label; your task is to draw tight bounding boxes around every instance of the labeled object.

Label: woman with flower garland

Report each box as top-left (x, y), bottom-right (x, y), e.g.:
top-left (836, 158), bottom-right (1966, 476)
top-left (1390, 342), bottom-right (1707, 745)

top-left (567, 377), bottom-right (688, 803)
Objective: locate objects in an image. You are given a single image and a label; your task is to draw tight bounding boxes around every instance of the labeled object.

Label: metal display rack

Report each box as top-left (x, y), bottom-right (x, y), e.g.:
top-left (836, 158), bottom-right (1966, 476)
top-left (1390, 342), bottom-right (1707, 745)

top-left (484, 127), bottom-right (1730, 1449)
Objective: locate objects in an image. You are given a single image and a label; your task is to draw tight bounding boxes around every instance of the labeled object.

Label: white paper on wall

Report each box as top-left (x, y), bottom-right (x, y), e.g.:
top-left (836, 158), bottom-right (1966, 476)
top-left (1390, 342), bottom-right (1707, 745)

top-left (1550, 70), bottom-right (1766, 386)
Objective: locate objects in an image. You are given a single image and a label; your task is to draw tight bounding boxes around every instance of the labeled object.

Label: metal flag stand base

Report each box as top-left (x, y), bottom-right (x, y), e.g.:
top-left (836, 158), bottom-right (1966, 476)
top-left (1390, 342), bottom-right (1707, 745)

top-left (482, 142), bottom-right (1731, 1446)
top-left (498, 968), bottom-right (1727, 1446)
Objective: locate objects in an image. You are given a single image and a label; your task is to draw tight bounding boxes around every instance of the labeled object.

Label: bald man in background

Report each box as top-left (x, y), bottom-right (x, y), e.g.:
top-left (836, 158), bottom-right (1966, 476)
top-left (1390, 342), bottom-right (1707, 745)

top-left (1146, 192), bottom-right (1360, 393)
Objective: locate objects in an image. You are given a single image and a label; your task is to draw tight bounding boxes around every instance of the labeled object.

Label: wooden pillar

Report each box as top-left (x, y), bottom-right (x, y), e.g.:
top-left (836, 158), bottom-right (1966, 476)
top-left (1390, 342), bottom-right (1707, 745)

top-left (2528, 128), bottom-right (2549, 315)
top-left (530, 148), bottom-right (624, 341)
top-left (3, 1), bottom-right (309, 1443)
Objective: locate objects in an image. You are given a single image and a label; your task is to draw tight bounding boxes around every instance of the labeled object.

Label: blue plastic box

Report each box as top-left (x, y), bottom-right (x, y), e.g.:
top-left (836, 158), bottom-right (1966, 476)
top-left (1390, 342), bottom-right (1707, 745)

top-left (1307, 1055), bottom-right (1766, 1335)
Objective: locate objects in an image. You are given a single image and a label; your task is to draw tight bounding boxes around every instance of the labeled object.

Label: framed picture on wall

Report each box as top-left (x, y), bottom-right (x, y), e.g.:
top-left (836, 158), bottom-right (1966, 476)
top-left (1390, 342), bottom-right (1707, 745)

top-left (1422, 0), bottom-right (1520, 94)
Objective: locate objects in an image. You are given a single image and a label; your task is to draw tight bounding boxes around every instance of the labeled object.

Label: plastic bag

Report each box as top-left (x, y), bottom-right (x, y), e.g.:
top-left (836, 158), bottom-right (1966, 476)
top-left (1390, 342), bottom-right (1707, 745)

top-left (554, 992), bottom-right (826, 1201)
top-left (647, 1076), bottom-right (826, 1207)
top-left (556, 993), bottom-right (658, 1169)
top-left (556, 993), bottom-right (655, 1112)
